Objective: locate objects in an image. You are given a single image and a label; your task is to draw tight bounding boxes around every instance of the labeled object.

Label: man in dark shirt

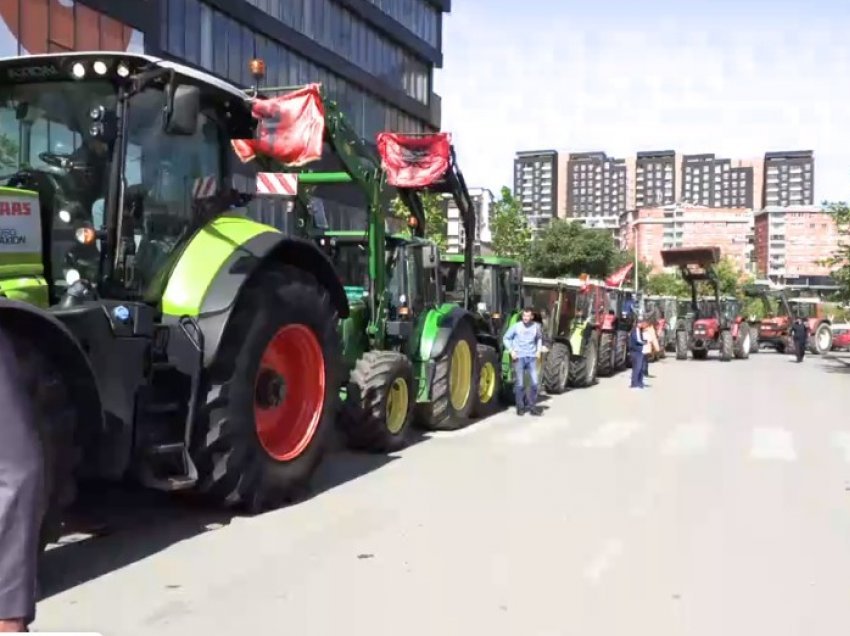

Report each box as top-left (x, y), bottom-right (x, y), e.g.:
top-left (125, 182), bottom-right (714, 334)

top-left (790, 318), bottom-right (808, 363)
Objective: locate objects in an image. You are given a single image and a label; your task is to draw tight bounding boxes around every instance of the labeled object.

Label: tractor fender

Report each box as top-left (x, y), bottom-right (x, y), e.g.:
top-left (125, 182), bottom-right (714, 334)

top-left (0, 298), bottom-right (104, 440)
top-left (162, 223), bottom-right (349, 370)
top-left (420, 304), bottom-right (476, 361)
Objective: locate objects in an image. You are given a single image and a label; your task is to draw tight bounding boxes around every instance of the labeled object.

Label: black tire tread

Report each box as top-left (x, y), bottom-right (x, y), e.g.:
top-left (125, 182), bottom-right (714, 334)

top-left (719, 330), bottom-right (734, 361)
top-left (675, 330), bottom-right (688, 360)
top-left (568, 337), bottom-right (597, 388)
top-left (596, 332), bottom-right (614, 377)
top-left (542, 341), bottom-right (570, 394)
top-left (418, 321), bottom-right (478, 431)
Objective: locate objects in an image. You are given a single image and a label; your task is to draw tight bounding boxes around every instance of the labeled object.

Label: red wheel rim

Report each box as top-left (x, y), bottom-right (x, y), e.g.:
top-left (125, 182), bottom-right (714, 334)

top-left (253, 324), bottom-right (325, 461)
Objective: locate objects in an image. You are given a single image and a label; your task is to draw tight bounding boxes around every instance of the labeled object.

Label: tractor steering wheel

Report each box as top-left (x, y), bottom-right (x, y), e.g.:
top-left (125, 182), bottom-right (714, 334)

top-left (38, 151), bottom-right (74, 169)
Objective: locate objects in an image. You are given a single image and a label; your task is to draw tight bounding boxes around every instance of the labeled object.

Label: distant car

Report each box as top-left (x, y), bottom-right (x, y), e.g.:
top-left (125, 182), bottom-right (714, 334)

top-left (831, 323), bottom-right (850, 351)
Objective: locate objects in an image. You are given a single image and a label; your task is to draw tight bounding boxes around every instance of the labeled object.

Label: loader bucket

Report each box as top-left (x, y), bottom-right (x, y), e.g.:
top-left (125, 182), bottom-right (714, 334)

top-left (660, 246), bottom-right (721, 268)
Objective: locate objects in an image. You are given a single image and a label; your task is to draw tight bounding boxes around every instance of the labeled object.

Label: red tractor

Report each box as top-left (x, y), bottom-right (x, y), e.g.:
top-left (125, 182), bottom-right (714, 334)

top-left (661, 247), bottom-right (751, 361)
top-left (745, 285), bottom-right (833, 355)
top-left (595, 284), bottom-right (632, 376)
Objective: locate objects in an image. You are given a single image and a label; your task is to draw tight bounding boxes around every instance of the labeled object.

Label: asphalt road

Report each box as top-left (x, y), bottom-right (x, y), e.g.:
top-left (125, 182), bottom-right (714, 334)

top-left (34, 349), bottom-right (850, 635)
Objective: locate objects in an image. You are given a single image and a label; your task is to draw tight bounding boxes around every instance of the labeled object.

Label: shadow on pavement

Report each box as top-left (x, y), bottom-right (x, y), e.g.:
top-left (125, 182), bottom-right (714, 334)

top-left (818, 354), bottom-right (850, 374)
top-left (39, 426), bottom-right (423, 600)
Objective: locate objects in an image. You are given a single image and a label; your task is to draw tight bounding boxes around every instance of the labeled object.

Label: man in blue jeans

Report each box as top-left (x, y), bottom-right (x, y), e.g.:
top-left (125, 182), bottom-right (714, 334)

top-left (503, 308), bottom-right (543, 416)
top-left (629, 318), bottom-right (646, 389)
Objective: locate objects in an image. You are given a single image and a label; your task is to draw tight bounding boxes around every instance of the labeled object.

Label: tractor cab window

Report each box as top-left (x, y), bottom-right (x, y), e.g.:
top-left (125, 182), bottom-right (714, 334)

top-left (575, 289), bottom-right (592, 321)
top-left (120, 86), bottom-right (223, 296)
top-left (328, 240), bottom-right (368, 288)
top-left (403, 244), bottom-right (438, 314)
top-left (790, 301), bottom-right (817, 319)
top-left (496, 267), bottom-right (516, 314)
top-left (474, 264), bottom-right (493, 309)
top-left (0, 80), bottom-right (116, 294)
top-left (440, 260), bottom-right (466, 304)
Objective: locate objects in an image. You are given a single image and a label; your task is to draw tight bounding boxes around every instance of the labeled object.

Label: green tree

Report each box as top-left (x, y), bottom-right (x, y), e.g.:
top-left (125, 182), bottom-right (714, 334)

top-left (490, 186), bottom-right (532, 261)
top-left (819, 201), bottom-right (850, 299)
top-left (0, 133), bottom-right (18, 169)
top-left (526, 219), bottom-right (619, 278)
top-left (645, 271), bottom-right (690, 297)
top-left (390, 191), bottom-right (448, 250)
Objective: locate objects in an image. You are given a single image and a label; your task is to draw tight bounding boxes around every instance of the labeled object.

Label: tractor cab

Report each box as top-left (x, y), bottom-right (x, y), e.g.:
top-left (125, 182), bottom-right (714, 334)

top-left (0, 52), bottom-right (258, 306)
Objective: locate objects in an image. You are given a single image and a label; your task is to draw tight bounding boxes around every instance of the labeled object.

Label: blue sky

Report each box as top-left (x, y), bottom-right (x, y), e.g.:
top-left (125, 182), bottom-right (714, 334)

top-left (434, 0), bottom-right (850, 204)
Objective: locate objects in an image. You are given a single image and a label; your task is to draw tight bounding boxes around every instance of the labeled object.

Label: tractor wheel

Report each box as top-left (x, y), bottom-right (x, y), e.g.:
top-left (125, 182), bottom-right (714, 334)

top-left (749, 325), bottom-right (760, 354)
top-left (596, 332), bottom-right (614, 377)
top-left (192, 265), bottom-right (341, 512)
top-left (733, 327), bottom-right (751, 360)
top-left (6, 332), bottom-right (79, 554)
top-left (719, 329), bottom-right (734, 361)
top-left (472, 344), bottom-right (502, 418)
top-left (675, 330), bottom-right (688, 360)
top-left (568, 336), bottom-right (598, 388)
top-left (542, 341), bottom-right (570, 394)
top-left (418, 321), bottom-right (478, 431)
top-left (776, 341), bottom-right (786, 354)
top-left (809, 322), bottom-right (833, 355)
top-left (342, 351), bottom-right (414, 453)
top-left (615, 331), bottom-right (629, 368)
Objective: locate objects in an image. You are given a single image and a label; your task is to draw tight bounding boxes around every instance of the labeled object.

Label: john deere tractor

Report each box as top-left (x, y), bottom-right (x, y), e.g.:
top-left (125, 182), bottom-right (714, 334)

top-left (440, 252), bottom-right (523, 413)
top-left (0, 52), bottom-right (352, 548)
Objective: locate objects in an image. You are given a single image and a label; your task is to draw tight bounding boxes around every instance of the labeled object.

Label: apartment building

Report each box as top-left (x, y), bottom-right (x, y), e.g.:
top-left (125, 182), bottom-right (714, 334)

top-left (513, 150), bottom-right (558, 233)
top-left (627, 205), bottom-right (753, 273)
top-left (445, 187), bottom-right (495, 254)
top-left (753, 206), bottom-right (839, 283)
top-left (762, 151), bottom-right (814, 207)
top-left (565, 151), bottom-right (626, 231)
top-left (634, 150), bottom-right (677, 208)
top-left (680, 153), bottom-right (754, 208)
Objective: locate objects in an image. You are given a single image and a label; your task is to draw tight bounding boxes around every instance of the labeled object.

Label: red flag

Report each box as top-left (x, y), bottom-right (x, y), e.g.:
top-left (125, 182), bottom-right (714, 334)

top-left (232, 84), bottom-right (326, 166)
top-left (376, 132), bottom-right (451, 188)
top-left (605, 262), bottom-right (634, 287)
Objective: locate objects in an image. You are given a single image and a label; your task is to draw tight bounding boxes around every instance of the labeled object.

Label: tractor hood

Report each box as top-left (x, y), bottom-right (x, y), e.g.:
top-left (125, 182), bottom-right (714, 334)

top-left (692, 317), bottom-right (718, 332)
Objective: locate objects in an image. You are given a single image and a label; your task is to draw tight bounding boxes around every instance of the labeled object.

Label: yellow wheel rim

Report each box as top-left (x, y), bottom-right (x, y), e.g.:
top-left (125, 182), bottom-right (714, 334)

top-left (449, 340), bottom-right (473, 411)
top-left (479, 361), bottom-right (497, 404)
top-left (385, 377), bottom-right (409, 435)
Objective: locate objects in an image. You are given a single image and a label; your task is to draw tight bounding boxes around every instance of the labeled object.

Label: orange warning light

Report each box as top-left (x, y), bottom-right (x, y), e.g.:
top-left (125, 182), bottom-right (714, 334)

top-left (249, 58), bottom-right (266, 80)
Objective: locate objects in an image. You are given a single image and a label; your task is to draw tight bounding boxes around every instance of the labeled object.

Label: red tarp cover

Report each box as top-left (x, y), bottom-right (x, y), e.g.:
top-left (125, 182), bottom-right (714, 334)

top-left (232, 83), bottom-right (325, 167)
top-left (376, 132), bottom-right (451, 188)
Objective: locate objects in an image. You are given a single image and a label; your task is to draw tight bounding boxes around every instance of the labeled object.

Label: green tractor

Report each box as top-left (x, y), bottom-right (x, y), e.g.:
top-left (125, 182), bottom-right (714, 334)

top-left (440, 252), bottom-right (523, 412)
top-left (0, 52), bottom-right (352, 547)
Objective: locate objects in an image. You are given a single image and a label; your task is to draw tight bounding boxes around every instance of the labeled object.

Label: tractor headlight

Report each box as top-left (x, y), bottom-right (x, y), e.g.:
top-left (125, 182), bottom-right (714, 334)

top-left (71, 62), bottom-right (86, 79)
top-left (116, 63), bottom-right (130, 78)
top-left (93, 60), bottom-right (108, 75)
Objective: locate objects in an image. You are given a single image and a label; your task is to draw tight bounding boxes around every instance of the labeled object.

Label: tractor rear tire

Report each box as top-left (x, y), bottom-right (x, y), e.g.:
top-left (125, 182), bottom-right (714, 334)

top-left (749, 325), bottom-right (760, 354)
top-left (342, 351), bottom-right (414, 453)
top-left (542, 341), bottom-right (570, 394)
top-left (675, 330), bottom-right (688, 360)
top-left (472, 344), bottom-right (502, 418)
top-left (733, 326), bottom-right (751, 359)
top-left (568, 336), bottom-right (598, 388)
top-left (719, 329), bottom-right (734, 361)
top-left (596, 332), bottom-right (614, 377)
top-left (418, 321), bottom-right (479, 431)
top-left (615, 331), bottom-right (629, 368)
top-left (809, 322), bottom-right (833, 355)
top-left (192, 265), bottom-right (341, 512)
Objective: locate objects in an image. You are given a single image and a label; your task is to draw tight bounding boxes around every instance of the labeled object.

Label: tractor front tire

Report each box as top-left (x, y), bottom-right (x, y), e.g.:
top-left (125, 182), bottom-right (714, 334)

top-left (472, 344), bottom-right (502, 418)
top-left (596, 332), bottom-right (614, 377)
top-left (675, 330), bottom-right (688, 360)
top-left (733, 327), bottom-right (751, 360)
top-left (615, 330), bottom-right (629, 368)
top-left (15, 336), bottom-right (78, 555)
top-left (719, 330), bottom-right (734, 361)
top-left (568, 337), bottom-right (598, 388)
top-left (193, 264), bottom-right (341, 512)
top-left (418, 321), bottom-right (479, 431)
top-left (343, 351), bottom-right (414, 453)
top-left (809, 322), bottom-right (833, 355)
top-left (749, 325), bottom-right (760, 354)
top-left (542, 341), bottom-right (570, 394)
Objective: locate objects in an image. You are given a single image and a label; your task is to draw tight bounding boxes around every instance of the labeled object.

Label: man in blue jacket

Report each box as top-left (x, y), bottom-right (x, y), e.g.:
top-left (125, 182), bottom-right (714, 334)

top-left (629, 317), bottom-right (646, 389)
top-left (503, 308), bottom-right (543, 416)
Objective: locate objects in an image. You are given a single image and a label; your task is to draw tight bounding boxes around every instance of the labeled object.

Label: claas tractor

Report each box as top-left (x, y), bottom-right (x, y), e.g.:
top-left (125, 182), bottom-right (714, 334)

top-left (642, 295), bottom-right (677, 354)
top-left (440, 252), bottom-right (523, 411)
top-left (744, 284), bottom-right (833, 355)
top-left (522, 276), bottom-right (582, 394)
top-left (661, 247), bottom-right (750, 361)
top-left (0, 52), bottom-right (354, 547)
top-left (563, 277), bottom-right (603, 387)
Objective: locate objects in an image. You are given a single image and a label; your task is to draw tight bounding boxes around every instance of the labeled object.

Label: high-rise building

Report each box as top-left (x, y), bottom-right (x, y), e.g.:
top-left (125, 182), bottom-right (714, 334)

top-left (763, 151), bottom-right (815, 207)
top-left (513, 150), bottom-right (558, 233)
top-left (681, 153), bottom-right (754, 208)
top-left (635, 150), bottom-right (676, 208)
top-left (565, 151), bottom-right (626, 229)
top-left (753, 205), bottom-right (839, 284)
top-left (446, 187), bottom-right (495, 254)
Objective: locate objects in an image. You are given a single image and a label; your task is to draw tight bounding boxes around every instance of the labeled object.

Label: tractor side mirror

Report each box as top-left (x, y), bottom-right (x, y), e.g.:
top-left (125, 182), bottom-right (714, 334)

top-left (164, 84), bottom-right (200, 136)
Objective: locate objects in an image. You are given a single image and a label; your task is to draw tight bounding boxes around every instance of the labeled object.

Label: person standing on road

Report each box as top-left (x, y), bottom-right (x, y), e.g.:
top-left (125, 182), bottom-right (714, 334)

top-left (503, 308), bottom-right (543, 416)
top-left (629, 318), bottom-right (646, 389)
top-left (0, 328), bottom-right (44, 633)
top-left (791, 317), bottom-right (808, 363)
